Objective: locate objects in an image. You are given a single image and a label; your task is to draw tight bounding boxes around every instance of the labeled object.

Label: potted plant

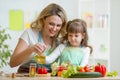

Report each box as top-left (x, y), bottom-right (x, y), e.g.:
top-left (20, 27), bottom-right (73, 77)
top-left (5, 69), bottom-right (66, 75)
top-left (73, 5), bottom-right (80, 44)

top-left (0, 26), bottom-right (12, 68)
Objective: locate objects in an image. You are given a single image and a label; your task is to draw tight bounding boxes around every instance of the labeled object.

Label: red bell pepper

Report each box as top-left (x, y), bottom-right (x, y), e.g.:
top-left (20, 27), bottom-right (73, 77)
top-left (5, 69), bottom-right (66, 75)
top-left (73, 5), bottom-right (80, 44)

top-left (37, 66), bottom-right (48, 74)
top-left (95, 63), bottom-right (106, 77)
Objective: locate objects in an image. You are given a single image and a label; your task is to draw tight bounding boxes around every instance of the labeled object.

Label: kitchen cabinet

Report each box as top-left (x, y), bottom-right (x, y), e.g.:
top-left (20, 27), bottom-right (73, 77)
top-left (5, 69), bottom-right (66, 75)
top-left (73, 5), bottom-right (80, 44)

top-left (78, 0), bottom-right (110, 71)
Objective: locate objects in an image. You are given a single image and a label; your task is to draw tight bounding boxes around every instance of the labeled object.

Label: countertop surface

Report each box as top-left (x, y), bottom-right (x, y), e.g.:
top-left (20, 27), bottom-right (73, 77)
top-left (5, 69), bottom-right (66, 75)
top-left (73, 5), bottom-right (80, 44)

top-left (0, 73), bottom-right (120, 80)
top-left (1, 76), bottom-right (120, 80)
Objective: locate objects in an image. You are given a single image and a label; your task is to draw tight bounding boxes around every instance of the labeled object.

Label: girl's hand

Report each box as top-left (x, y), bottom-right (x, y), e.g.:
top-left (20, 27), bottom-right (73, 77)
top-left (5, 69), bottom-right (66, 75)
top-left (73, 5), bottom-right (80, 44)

top-left (31, 43), bottom-right (46, 55)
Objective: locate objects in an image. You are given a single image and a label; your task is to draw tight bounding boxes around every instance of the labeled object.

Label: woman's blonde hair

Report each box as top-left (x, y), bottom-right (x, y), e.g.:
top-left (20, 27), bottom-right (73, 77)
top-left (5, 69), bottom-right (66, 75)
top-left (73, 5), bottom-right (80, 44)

top-left (31, 3), bottom-right (67, 38)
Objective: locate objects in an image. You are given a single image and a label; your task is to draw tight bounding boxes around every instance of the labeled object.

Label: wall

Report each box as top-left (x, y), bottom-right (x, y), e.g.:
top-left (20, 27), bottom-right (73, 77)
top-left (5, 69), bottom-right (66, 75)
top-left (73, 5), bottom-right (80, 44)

top-left (0, 0), bottom-right (79, 73)
top-left (110, 0), bottom-right (120, 76)
top-left (1, 0), bottom-right (120, 75)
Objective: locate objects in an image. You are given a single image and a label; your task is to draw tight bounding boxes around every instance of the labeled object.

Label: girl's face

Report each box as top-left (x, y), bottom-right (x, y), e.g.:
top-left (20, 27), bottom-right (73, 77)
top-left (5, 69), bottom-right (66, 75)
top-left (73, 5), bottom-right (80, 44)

top-left (68, 32), bottom-right (84, 47)
top-left (43, 15), bottom-right (62, 37)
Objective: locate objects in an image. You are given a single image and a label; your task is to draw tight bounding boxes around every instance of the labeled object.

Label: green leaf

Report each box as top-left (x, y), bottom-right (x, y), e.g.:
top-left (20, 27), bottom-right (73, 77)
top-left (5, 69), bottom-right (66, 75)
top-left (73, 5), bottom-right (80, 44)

top-left (106, 71), bottom-right (118, 77)
top-left (0, 26), bottom-right (12, 68)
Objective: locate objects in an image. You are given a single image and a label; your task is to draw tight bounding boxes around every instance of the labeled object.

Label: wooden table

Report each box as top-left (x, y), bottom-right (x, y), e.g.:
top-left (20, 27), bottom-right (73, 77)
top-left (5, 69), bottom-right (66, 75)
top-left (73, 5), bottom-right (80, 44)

top-left (1, 76), bottom-right (120, 80)
top-left (0, 74), bottom-right (120, 80)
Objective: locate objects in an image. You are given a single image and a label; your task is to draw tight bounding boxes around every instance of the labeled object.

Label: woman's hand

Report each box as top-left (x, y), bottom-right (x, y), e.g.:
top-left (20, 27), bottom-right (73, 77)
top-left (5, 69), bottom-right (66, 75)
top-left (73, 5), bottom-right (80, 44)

top-left (31, 43), bottom-right (46, 55)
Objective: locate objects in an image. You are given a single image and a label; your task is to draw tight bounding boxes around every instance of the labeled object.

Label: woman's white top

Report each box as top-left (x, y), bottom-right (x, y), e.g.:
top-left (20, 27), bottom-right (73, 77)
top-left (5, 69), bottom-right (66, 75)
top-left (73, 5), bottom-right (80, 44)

top-left (19, 28), bottom-right (52, 69)
top-left (20, 28), bottom-right (40, 45)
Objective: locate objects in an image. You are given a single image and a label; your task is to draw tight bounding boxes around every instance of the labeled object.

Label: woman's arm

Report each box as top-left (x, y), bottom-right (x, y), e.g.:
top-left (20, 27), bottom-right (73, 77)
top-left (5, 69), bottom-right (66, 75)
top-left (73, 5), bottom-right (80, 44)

top-left (45, 44), bottom-right (65, 64)
top-left (10, 38), bottom-right (33, 67)
top-left (10, 38), bottom-right (45, 67)
top-left (80, 47), bottom-right (90, 67)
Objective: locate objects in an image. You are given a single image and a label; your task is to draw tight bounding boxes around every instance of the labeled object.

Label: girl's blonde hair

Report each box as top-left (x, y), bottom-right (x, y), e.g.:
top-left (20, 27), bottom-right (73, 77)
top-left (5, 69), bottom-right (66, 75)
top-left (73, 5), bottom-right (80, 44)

top-left (31, 3), bottom-right (67, 38)
top-left (62, 19), bottom-right (92, 54)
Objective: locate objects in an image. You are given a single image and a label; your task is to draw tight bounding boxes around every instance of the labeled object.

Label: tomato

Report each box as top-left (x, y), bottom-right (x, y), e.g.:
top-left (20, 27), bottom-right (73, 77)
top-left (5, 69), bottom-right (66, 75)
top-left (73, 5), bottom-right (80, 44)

top-left (95, 63), bottom-right (106, 77)
top-left (79, 65), bottom-right (91, 72)
top-left (37, 66), bottom-right (48, 74)
top-left (79, 67), bottom-right (85, 72)
top-left (58, 66), bottom-right (67, 71)
top-left (84, 65), bottom-right (90, 72)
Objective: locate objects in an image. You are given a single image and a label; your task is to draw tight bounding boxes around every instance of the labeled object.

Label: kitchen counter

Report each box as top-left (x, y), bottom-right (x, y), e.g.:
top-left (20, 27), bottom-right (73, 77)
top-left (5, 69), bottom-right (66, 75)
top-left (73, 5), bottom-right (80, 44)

top-left (0, 74), bottom-right (120, 80)
top-left (1, 76), bottom-right (120, 80)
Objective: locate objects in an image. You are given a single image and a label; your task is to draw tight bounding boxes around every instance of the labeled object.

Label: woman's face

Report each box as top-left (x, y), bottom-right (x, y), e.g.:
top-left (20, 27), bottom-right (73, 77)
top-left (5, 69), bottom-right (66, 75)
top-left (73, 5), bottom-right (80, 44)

top-left (43, 15), bottom-right (62, 37)
top-left (68, 32), bottom-right (84, 47)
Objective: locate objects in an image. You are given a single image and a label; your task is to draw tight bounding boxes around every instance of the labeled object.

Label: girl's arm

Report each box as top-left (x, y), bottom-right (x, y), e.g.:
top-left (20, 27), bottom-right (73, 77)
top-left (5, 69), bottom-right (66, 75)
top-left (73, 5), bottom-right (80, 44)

top-left (45, 44), bottom-right (65, 64)
top-left (80, 47), bottom-right (90, 67)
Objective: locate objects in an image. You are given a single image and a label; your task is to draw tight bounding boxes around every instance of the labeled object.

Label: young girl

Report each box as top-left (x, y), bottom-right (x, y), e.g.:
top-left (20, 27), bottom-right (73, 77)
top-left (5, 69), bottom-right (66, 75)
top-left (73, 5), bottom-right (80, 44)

top-left (37, 19), bottom-right (92, 66)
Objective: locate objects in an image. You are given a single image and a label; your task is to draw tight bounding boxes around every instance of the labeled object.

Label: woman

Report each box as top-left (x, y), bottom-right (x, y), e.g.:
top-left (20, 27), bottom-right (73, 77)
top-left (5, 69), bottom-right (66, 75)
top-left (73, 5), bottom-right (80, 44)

top-left (10, 3), bottom-right (67, 73)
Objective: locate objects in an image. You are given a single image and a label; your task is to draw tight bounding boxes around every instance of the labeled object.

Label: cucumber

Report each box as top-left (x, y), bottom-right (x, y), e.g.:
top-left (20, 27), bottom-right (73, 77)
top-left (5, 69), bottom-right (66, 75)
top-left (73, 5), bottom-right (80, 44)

top-left (68, 72), bottom-right (102, 78)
